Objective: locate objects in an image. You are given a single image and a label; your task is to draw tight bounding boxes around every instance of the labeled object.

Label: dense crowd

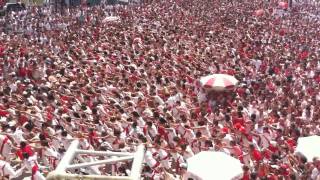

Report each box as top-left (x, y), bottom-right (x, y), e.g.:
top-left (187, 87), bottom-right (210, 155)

top-left (0, 0), bottom-right (320, 179)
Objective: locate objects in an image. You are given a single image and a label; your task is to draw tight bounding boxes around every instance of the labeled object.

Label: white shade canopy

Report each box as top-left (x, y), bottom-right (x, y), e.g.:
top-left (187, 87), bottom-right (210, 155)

top-left (185, 151), bottom-right (243, 180)
top-left (295, 136), bottom-right (320, 162)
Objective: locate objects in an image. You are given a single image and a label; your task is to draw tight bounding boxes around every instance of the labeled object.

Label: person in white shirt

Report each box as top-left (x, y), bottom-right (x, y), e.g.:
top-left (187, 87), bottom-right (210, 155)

top-left (165, 127), bottom-right (177, 147)
top-left (311, 158), bottom-right (320, 180)
top-left (153, 94), bottom-right (165, 105)
top-left (109, 130), bottom-right (126, 150)
top-left (0, 134), bottom-right (14, 161)
top-left (129, 122), bottom-right (143, 139)
top-left (144, 150), bottom-right (161, 170)
top-left (180, 144), bottom-right (194, 160)
top-left (258, 127), bottom-right (272, 149)
top-left (170, 149), bottom-right (185, 175)
top-left (153, 141), bottom-right (171, 170)
top-left (40, 141), bottom-right (59, 170)
top-left (60, 131), bottom-right (74, 150)
top-left (197, 89), bottom-right (207, 103)
top-left (21, 152), bottom-right (46, 180)
top-left (9, 81), bottom-right (18, 94)
top-left (143, 121), bottom-right (158, 142)
top-left (143, 165), bottom-right (161, 180)
top-left (190, 132), bottom-right (205, 154)
top-left (132, 111), bottom-right (145, 127)
top-left (79, 135), bottom-right (94, 150)
top-left (0, 158), bottom-right (25, 179)
top-left (301, 106), bottom-right (313, 122)
top-left (7, 126), bottom-right (26, 145)
top-left (220, 131), bottom-right (234, 146)
top-left (177, 125), bottom-right (195, 144)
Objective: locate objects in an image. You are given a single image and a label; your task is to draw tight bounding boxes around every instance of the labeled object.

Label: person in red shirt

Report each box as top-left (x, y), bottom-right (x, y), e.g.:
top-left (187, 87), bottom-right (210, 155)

top-left (298, 50), bottom-right (309, 60)
top-left (0, 109), bottom-right (9, 117)
top-left (16, 112), bottom-right (28, 126)
top-left (18, 66), bottom-right (28, 78)
top-left (232, 111), bottom-right (245, 127)
top-left (242, 165), bottom-right (250, 180)
top-left (16, 141), bottom-right (34, 160)
top-left (249, 144), bottom-right (263, 162)
top-left (229, 140), bottom-right (244, 162)
top-left (88, 128), bottom-right (99, 148)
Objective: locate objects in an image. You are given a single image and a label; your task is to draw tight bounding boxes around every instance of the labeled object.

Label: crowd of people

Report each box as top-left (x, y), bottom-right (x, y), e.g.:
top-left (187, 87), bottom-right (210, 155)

top-left (0, 0), bottom-right (320, 179)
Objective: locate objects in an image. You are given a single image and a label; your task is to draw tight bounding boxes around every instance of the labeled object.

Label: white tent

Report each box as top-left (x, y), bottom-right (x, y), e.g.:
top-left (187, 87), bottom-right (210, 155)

top-left (184, 151), bottom-right (243, 180)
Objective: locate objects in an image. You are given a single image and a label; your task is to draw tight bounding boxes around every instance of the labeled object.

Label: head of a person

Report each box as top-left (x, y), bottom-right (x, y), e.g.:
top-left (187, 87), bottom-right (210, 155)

top-left (195, 131), bottom-right (202, 138)
top-left (20, 141), bottom-right (27, 149)
top-left (243, 165), bottom-right (249, 172)
top-left (132, 122), bottom-right (138, 128)
top-left (41, 140), bottom-right (49, 147)
top-left (146, 121), bottom-right (153, 127)
top-left (39, 133), bottom-right (46, 141)
top-left (61, 131), bottom-right (68, 137)
top-left (205, 140), bottom-right (213, 147)
top-left (249, 143), bottom-right (255, 151)
top-left (313, 157), bottom-right (320, 169)
top-left (41, 122), bottom-right (48, 130)
top-left (10, 125), bottom-right (16, 132)
top-left (229, 140), bottom-right (236, 146)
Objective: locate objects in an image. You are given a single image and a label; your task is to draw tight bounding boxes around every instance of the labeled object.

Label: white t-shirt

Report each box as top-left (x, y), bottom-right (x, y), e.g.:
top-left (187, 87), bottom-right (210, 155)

top-left (145, 125), bottom-right (157, 138)
top-left (259, 133), bottom-right (271, 149)
top-left (0, 160), bottom-right (23, 178)
top-left (222, 134), bottom-right (233, 145)
top-left (41, 147), bottom-right (59, 169)
top-left (182, 146), bottom-right (194, 160)
top-left (197, 91), bottom-right (207, 103)
top-left (311, 168), bottom-right (320, 180)
top-left (61, 135), bottom-right (73, 149)
top-left (153, 95), bottom-right (165, 105)
top-left (251, 59), bottom-right (262, 71)
top-left (10, 128), bottom-right (26, 144)
top-left (137, 117), bottom-right (146, 127)
top-left (129, 127), bottom-right (143, 138)
top-left (182, 129), bottom-right (195, 144)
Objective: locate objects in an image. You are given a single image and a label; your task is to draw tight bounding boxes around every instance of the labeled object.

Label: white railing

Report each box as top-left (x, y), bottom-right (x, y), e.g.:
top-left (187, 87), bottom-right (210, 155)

top-left (46, 140), bottom-right (145, 180)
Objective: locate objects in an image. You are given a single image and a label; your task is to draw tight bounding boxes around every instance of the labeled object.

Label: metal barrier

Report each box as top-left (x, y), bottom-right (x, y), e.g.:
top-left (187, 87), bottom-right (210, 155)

top-left (46, 140), bottom-right (145, 180)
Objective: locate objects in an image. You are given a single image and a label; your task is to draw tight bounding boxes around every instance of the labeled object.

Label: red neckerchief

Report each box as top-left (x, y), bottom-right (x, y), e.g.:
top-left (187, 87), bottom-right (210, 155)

top-left (0, 136), bottom-right (9, 155)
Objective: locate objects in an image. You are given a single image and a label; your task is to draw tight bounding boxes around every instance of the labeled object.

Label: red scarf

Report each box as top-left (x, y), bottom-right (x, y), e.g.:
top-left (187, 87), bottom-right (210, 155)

top-left (31, 162), bottom-right (39, 180)
top-left (0, 136), bottom-right (9, 155)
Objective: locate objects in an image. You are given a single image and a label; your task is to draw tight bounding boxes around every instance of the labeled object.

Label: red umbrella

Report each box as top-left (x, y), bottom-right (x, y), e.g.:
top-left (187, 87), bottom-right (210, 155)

top-left (279, 2), bottom-right (288, 9)
top-left (200, 74), bottom-right (239, 91)
top-left (255, 9), bottom-right (265, 16)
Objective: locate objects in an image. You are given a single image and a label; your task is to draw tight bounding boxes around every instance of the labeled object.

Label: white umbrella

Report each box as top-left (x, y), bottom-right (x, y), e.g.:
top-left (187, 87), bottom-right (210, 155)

top-left (185, 151), bottom-right (243, 180)
top-left (200, 74), bottom-right (238, 91)
top-left (295, 136), bottom-right (320, 162)
top-left (102, 16), bottom-right (120, 23)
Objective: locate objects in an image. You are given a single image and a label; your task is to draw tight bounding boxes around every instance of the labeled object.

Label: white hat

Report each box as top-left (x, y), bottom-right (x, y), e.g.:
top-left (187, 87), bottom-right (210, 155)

top-left (0, 117), bottom-right (7, 123)
top-left (270, 141), bottom-right (277, 146)
top-left (180, 163), bottom-right (187, 169)
top-left (8, 121), bottom-right (16, 126)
